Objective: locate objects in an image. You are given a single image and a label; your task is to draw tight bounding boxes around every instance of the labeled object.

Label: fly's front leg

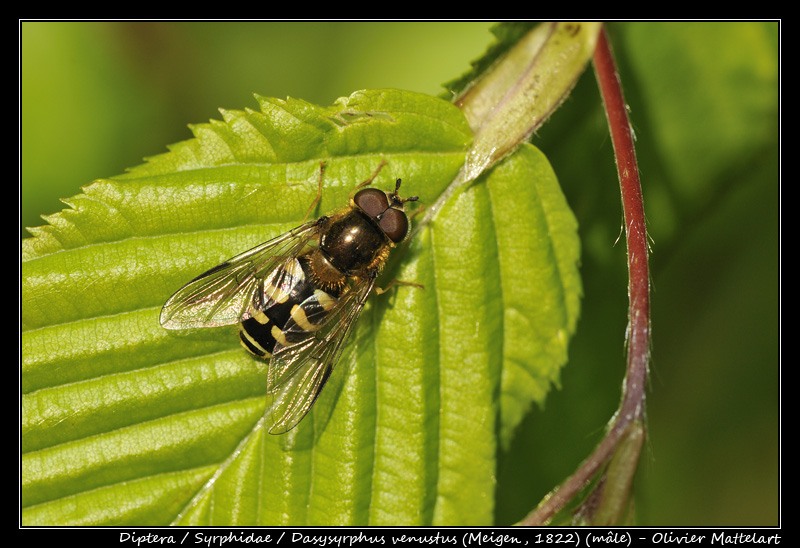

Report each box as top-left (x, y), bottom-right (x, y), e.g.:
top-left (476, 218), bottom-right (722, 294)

top-left (303, 161), bottom-right (327, 224)
top-left (349, 159), bottom-right (388, 200)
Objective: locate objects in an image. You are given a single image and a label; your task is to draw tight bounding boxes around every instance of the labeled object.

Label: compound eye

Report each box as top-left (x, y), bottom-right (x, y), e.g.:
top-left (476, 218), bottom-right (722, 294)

top-left (378, 207), bottom-right (409, 243)
top-left (354, 188), bottom-right (389, 218)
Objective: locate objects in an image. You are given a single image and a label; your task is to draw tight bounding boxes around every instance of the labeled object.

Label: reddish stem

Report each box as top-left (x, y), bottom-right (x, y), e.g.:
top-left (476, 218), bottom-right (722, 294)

top-left (594, 26), bottom-right (650, 425)
top-left (520, 25), bottom-right (649, 526)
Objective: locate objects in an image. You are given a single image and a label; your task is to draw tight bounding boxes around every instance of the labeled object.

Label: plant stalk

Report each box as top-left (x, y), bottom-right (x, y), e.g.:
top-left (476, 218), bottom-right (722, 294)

top-left (520, 25), bottom-right (650, 526)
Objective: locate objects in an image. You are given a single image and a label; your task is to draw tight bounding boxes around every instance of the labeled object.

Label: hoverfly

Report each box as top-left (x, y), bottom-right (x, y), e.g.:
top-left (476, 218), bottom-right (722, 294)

top-left (160, 161), bottom-right (419, 434)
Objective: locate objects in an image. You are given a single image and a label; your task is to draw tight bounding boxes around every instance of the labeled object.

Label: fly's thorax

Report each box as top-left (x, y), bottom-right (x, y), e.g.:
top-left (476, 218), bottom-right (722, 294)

top-left (307, 246), bottom-right (348, 292)
top-left (318, 209), bottom-right (393, 277)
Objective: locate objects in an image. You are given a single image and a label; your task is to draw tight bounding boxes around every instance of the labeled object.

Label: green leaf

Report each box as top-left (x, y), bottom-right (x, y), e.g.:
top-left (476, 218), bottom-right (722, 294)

top-left (455, 22), bottom-right (600, 181)
top-left (21, 88), bottom-right (580, 525)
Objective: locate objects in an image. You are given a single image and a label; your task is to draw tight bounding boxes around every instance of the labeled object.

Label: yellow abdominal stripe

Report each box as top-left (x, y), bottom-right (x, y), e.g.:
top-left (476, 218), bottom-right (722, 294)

top-left (264, 259), bottom-right (305, 304)
top-left (239, 326), bottom-right (272, 358)
top-left (289, 290), bottom-right (337, 332)
top-left (265, 282), bottom-right (291, 304)
top-left (290, 305), bottom-right (315, 332)
top-left (314, 289), bottom-right (336, 311)
top-left (271, 290), bottom-right (336, 347)
top-left (272, 324), bottom-right (289, 346)
top-left (244, 268), bottom-right (338, 354)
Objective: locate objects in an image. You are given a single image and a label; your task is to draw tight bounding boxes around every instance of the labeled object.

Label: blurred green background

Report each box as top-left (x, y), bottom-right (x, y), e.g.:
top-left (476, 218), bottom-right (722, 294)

top-left (20, 21), bottom-right (779, 525)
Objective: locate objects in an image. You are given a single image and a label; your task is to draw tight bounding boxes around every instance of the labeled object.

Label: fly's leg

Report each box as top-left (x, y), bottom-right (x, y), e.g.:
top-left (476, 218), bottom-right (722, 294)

top-left (349, 159), bottom-right (388, 200)
top-left (375, 279), bottom-right (424, 295)
top-left (303, 161), bottom-right (328, 224)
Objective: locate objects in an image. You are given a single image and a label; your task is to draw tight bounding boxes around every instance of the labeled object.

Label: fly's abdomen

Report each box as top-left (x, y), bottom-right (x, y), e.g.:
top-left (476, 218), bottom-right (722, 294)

top-left (238, 257), bottom-right (339, 359)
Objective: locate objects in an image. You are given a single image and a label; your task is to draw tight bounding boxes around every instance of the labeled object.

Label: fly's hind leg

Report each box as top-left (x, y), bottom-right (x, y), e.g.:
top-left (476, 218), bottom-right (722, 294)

top-left (375, 278), bottom-right (424, 295)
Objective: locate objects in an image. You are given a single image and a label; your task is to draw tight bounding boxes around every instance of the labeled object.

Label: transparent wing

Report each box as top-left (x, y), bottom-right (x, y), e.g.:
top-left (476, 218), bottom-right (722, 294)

top-left (160, 220), bottom-right (323, 329)
top-left (265, 275), bottom-right (377, 434)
